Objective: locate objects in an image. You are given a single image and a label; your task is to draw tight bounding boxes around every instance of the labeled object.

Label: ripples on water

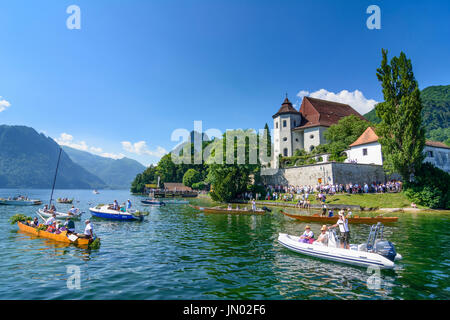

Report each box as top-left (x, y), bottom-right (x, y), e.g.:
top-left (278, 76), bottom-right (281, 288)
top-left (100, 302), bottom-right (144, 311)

top-left (0, 189), bottom-right (449, 299)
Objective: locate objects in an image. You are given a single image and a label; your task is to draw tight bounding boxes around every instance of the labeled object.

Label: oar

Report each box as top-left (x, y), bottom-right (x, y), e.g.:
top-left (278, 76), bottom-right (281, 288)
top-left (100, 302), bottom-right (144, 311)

top-left (35, 210), bottom-right (47, 223)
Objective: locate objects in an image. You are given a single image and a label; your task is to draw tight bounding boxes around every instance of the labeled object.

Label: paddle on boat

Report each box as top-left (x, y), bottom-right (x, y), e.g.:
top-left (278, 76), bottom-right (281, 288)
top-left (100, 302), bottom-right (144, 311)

top-left (278, 223), bottom-right (402, 269)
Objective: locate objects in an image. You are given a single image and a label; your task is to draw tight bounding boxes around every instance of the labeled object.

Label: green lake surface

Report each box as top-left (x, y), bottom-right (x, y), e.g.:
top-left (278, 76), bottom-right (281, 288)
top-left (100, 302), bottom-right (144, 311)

top-left (0, 189), bottom-right (449, 299)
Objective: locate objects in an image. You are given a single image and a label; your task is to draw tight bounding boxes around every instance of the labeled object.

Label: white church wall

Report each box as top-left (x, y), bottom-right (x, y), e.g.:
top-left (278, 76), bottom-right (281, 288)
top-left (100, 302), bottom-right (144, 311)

top-left (423, 146), bottom-right (450, 173)
top-left (303, 127), bottom-right (326, 152)
top-left (346, 142), bottom-right (383, 165)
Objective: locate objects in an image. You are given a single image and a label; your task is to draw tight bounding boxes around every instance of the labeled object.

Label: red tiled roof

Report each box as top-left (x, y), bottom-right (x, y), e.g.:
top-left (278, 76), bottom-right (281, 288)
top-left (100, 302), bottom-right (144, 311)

top-left (272, 97), bottom-right (301, 118)
top-left (425, 140), bottom-right (450, 149)
top-left (349, 127), bottom-right (379, 147)
top-left (293, 97), bottom-right (366, 130)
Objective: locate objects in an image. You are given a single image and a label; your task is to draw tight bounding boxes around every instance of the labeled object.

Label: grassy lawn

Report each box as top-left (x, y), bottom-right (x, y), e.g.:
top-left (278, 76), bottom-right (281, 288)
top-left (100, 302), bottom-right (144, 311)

top-left (258, 192), bottom-right (424, 209)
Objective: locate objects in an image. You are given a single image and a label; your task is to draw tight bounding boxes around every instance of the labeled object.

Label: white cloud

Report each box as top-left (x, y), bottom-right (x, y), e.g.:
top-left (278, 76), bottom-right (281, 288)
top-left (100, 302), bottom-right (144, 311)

top-left (296, 89), bottom-right (378, 114)
top-left (55, 133), bottom-right (89, 151)
top-left (0, 97), bottom-right (11, 112)
top-left (121, 141), bottom-right (167, 158)
top-left (100, 152), bottom-right (125, 160)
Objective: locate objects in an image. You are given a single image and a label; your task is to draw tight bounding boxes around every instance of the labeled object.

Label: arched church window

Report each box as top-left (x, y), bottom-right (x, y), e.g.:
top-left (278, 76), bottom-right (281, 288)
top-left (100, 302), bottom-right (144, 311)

top-left (283, 148), bottom-right (288, 157)
top-left (310, 145), bottom-right (314, 152)
top-left (283, 120), bottom-right (287, 127)
top-left (276, 122), bottom-right (278, 129)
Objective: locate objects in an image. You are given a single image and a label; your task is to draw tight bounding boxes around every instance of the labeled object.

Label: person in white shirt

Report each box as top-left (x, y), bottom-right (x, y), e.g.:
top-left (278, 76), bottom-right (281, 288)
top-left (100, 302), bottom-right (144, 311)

top-left (251, 199), bottom-right (256, 211)
top-left (45, 213), bottom-right (56, 226)
top-left (330, 212), bottom-right (350, 249)
top-left (299, 225), bottom-right (314, 243)
top-left (315, 225), bottom-right (329, 246)
top-left (78, 219), bottom-right (94, 239)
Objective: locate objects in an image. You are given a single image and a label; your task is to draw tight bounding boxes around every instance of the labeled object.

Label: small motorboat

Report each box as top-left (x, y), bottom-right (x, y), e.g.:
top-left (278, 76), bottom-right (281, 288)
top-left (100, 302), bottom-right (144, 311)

top-left (189, 205), bottom-right (266, 215)
top-left (0, 196), bottom-right (42, 206)
top-left (93, 190), bottom-right (100, 194)
top-left (89, 204), bottom-right (147, 221)
top-left (57, 198), bottom-right (74, 204)
top-left (141, 199), bottom-right (166, 206)
top-left (278, 223), bottom-right (402, 269)
top-left (280, 210), bottom-right (398, 224)
top-left (37, 208), bottom-right (82, 220)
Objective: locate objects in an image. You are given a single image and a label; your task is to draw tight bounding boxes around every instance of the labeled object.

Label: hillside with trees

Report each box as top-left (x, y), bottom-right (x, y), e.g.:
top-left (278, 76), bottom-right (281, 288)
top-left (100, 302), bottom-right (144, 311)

top-left (0, 125), bottom-right (106, 189)
top-left (364, 85), bottom-right (450, 145)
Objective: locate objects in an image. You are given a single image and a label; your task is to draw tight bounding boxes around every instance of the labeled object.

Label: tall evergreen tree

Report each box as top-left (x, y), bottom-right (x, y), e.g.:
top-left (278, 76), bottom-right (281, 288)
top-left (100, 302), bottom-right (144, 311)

top-left (375, 49), bottom-right (425, 181)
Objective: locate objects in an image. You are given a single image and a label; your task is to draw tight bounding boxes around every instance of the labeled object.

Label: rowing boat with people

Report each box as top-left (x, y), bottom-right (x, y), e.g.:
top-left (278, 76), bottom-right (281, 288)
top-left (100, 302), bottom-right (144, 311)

top-left (189, 205), bottom-right (266, 215)
top-left (17, 221), bottom-right (93, 246)
top-left (280, 210), bottom-right (398, 224)
top-left (57, 198), bottom-right (73, 204)
top-left (37, 208), bottom-right (82, 220)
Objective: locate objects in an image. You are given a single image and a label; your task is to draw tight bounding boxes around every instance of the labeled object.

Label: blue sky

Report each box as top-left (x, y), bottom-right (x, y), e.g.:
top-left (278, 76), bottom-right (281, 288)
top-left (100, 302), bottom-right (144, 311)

top-left (0, 0), bottom-right (449, 166)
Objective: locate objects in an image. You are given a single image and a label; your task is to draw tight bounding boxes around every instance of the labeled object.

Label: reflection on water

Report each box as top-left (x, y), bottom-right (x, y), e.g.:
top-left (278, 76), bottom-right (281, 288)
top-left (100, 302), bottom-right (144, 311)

top-left (0, 189), bottom-right (449, 299)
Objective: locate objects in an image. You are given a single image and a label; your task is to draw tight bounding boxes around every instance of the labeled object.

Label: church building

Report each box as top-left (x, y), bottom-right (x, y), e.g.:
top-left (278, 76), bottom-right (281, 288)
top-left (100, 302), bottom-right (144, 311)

top-left (272, 96), bottom-right (365, 165)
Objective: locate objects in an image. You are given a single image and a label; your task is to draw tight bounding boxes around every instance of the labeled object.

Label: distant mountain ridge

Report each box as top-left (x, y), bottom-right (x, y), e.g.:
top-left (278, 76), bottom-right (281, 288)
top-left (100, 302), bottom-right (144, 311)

top-left (0, 125), bottom-right (106, 189)
top-left (62, 146), bottom-right (145, 189)
top-left (363, 85), bottom-right (450, 145)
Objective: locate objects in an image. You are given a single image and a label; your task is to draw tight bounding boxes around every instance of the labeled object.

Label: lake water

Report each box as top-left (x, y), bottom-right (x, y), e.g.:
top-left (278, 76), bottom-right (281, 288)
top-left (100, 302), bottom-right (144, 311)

top-left (0, 189), bottom-right (449, 300)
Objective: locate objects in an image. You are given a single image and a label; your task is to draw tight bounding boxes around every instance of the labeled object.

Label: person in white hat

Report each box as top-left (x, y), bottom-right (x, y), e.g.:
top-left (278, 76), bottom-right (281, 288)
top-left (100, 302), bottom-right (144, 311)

top-left (331, 212), bottom-right (350, 249)
top-left (315, 225), bottom-right (329, 246)
top-left (78, 219), bottom-right (93, 239)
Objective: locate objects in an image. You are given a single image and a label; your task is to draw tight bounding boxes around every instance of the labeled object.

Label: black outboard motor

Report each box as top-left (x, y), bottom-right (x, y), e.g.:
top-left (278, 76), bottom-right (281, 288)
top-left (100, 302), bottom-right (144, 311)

top-left (374, 240), bottom-right (397, 262)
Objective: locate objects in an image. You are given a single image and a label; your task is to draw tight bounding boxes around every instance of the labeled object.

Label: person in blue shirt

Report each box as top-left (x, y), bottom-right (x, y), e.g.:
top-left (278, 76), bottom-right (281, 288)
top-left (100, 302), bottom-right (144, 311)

top-left (126, 199), bottom-right (132, 210)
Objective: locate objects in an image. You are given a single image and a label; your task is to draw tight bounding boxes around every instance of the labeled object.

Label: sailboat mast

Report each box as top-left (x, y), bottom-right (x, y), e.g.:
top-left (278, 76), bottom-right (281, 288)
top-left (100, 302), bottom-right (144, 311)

top-left (49, 147), bottom-right (62, 207)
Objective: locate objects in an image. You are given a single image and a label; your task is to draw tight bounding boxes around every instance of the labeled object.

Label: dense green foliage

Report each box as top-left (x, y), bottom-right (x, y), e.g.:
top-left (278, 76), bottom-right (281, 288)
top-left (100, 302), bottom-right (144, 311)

top-left (323, 115), bottom-right (370, 161)
top-left (63, 146), bottom-right (145, 189)
top-left (375, 49), bottom-right (425, 180)
top-left (9, 214), bottom-right (33, 225)
top-left (182, 169), bottom-right (202, 187)
top-left (0, 125), bottom-right (106, 189)
top-left (404, 163), bottom-right (450, 209)
top-left (426, 127), bottom-right (450, 146)
top-left (364, 85), bottom-right (450, 145)
top-left (130, 139), bottom-right (210, 193)
top-left (206, 130), bottom-right (262, 202)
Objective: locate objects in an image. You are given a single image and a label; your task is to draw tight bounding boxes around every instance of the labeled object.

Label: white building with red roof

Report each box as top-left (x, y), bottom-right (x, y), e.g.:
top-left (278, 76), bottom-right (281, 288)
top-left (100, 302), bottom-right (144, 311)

top-left (346, 127), bottom-right (450, 173)
top-left (272, 96), bottom-right (365, 166)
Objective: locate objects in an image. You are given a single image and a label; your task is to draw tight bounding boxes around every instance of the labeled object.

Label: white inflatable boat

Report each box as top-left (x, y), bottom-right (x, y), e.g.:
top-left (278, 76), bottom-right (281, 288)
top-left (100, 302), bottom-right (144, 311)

top-left (37, 208), bottom-right (82, 220)
top-left (278, 223), bottom-right (402, 269)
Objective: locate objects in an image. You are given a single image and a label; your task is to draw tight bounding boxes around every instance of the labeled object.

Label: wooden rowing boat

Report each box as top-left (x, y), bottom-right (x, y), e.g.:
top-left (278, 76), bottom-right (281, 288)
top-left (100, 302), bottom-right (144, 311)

top-left (189, 205), bottom-right (266, 215)
top-left (280, 210), bottom-right (398, 224)
top-left (17, 221), bottom-right (92, 246)
top-left (57, 198), bottom-right (73, 204)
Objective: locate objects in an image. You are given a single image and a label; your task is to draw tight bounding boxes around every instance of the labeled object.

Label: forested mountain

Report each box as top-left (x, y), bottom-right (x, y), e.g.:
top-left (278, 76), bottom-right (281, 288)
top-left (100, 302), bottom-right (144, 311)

top-left (62, 146), bottom-right (145, 189)
top-left (363, 85), bottom-right (450, 145)
top-left (0, 125), bottom-right (106, 189)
